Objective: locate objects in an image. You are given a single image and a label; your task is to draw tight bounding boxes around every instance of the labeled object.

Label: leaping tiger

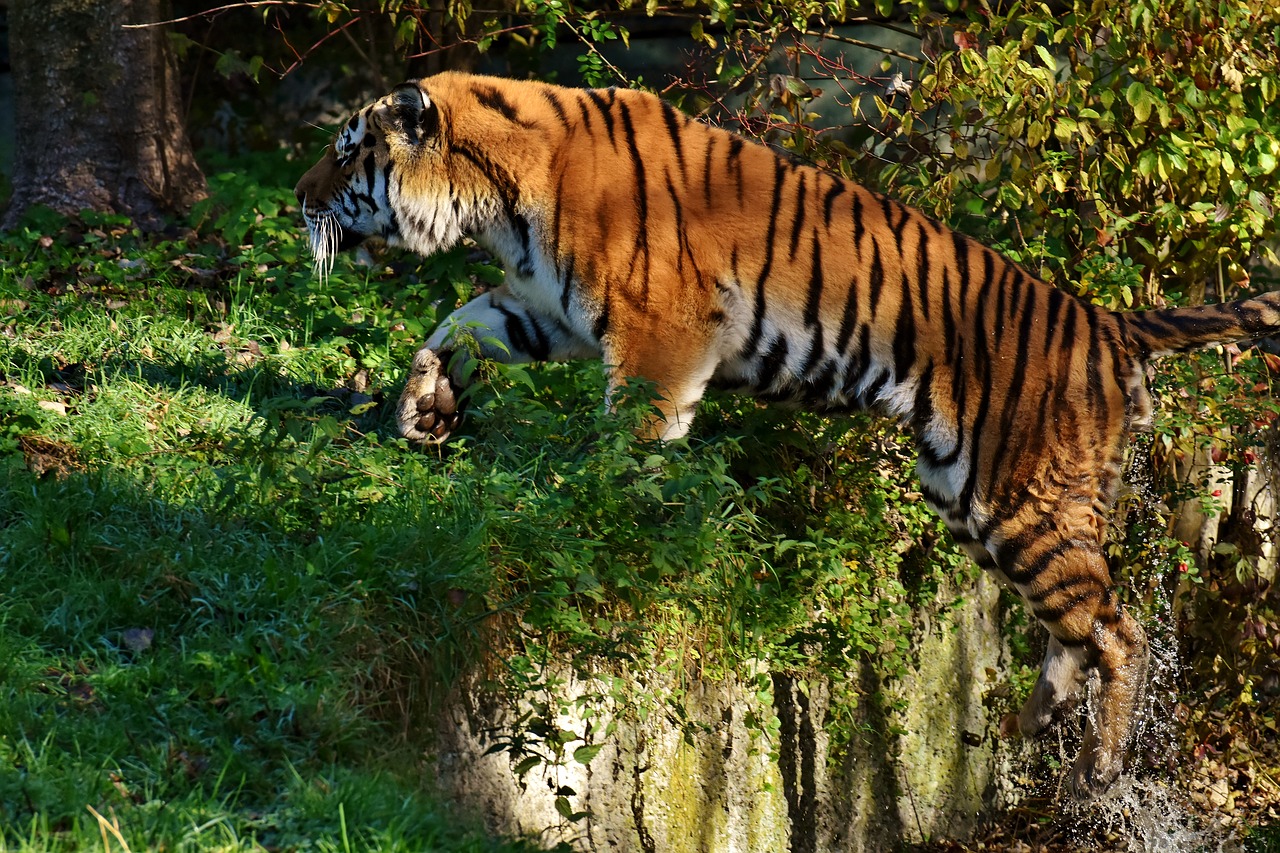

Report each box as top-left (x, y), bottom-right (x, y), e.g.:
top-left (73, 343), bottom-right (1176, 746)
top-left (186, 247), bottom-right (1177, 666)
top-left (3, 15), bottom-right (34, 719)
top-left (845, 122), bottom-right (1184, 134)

top-left (295, 72), bottom-right (1280, 798)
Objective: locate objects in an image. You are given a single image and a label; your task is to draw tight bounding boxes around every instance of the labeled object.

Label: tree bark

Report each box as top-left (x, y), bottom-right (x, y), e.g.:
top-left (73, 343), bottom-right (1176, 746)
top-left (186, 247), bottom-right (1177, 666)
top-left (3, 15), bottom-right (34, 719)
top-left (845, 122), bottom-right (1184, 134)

top-left (3, 0), bottom-right (206, 230)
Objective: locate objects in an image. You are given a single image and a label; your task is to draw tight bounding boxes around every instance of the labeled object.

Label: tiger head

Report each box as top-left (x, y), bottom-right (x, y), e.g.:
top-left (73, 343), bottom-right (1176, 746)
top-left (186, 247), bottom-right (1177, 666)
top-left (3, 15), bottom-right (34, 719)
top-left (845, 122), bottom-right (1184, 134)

top-left (294, 80), bottom-right (497, 278)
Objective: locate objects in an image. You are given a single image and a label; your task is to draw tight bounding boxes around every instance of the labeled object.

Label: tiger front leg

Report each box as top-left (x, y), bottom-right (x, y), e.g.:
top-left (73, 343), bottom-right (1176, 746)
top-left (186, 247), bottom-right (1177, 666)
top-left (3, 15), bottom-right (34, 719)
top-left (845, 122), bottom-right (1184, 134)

top-left (1016, 636), bottom-right (1090, 738)
top-left (396, 285), bottom-right (600, 445)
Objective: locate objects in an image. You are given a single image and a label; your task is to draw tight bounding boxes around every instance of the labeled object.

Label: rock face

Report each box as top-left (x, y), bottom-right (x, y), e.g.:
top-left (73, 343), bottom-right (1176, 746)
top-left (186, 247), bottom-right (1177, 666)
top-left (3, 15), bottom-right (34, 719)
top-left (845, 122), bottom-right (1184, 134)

top-left (435, 573), bottom-right (1013, 851)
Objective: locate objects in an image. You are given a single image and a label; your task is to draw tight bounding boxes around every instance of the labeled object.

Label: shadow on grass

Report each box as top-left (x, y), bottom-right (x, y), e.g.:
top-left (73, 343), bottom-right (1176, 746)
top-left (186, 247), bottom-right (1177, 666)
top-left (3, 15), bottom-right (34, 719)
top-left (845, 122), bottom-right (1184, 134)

top-left (0, 418), bottom-right (551, 852)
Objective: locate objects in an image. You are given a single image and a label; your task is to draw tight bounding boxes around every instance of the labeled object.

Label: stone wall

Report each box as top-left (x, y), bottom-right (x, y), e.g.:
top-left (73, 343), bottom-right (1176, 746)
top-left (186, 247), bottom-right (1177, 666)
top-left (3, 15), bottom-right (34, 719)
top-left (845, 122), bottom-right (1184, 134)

top-left (432, 573), bottom-right (1015, 852)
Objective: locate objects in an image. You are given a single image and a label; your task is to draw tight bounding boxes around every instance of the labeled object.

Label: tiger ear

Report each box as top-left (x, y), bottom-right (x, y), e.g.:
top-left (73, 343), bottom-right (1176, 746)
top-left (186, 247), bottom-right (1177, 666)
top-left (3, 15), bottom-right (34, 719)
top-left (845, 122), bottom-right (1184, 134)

top-left (388, 81), bottom-right (439, 145)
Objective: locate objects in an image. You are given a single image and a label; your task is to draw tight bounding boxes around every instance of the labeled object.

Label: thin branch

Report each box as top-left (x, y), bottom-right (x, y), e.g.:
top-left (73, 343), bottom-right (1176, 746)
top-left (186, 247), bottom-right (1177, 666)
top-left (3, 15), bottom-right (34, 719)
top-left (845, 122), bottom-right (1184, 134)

top-left (807, 29), bottom-right (923, 65)
top-left (404, 21), bottom-right (534, 61)
top-left (122, 1), bottom-right (324, 29)
top-left (558, 17), bottom-right (633, 87)
top-left (338, 14), bottom-right (389, 92)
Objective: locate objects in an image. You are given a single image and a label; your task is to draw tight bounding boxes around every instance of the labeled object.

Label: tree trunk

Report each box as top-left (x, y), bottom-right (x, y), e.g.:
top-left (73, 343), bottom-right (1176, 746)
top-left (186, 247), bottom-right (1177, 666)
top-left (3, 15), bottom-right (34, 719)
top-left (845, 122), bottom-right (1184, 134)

top-left (3, 0), bottom-right (205, 230)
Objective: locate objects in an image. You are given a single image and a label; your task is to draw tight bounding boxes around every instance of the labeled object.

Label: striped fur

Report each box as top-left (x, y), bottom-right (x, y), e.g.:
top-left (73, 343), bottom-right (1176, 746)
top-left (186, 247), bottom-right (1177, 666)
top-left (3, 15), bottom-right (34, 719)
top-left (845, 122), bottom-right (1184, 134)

top-left (296, 73), bottom-right (1280, 797)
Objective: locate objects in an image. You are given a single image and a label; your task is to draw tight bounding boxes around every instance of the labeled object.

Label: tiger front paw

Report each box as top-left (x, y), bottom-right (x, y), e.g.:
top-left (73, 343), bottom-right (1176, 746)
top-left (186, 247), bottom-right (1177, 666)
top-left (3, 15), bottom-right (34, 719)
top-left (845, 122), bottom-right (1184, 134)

top-left (396, 348), bottom-right (464, 444)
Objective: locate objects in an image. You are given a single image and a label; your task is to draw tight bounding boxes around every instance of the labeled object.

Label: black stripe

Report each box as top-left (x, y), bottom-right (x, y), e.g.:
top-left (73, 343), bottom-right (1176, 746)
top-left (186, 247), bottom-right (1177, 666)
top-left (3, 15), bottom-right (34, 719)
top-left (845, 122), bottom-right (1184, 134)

top-left (994, 278), bottom-right (1039, 457)
top-left (952, 232), bottom-right (971, 318)
top-left (493, 300), bottom-right (547, 360)
top-left (741, 160), bottom-right (787, 359)
top-left (915, 222), bottom-right (932, 322)
top-left (957, 270), bottom-right (994, 510)
top-left (666, 174), bottom-right (689, 278)
top-left (728, 136), bottom-right (745, 206)
top-left (799, 332), bottom-right (826, 379)
top-left (576, 97), bottom-right (595, 135)
top-left (560, 253), bottom-right (576, 314)
top-left (835, 270), bottom-right (860, 355)
top-left (1001, 532), bottom-right (1095, 586)
top-left (801, 360), bottom-right (838, 403)
top-left (758, 336), bottom-right (790, 388)
top-left (882, 195), bottom-right (909, 251)
top-left (381, 162), bottom-right (399, 236)
top-left (1043, 287), bottom-right (1065, 356)
top-left (992, 262), bottom-right (1010, 348)
top-left (788, 172), bottom-right (808, 259)
top-left (1027, 573), bottom-right (1099, 605)
top-left (942, 265), bottom-right (957, 367)
top-left (453, 143), bottom-right (521, 211)
top-left (476, 85), bottom-right (529, 126)
top-left (1034, 585), bottom-right (1102, 624)
top-left (512, 214), bottom-right (535, 277)
top-left (911, 360), bottom-right (935, 434)
top-left (851, 190), bottom-right (866, 248)
top-left (541, 89), bottom-right (569, 125)
top-left (1085, 308), bottom-right (1106, 411)
top-left (858, 368), bottom-right (890, 408)
top-left (922, 482), bottom-right (964, 515)
top-left (660, 101), bottom-right (688, 181)
top-left (867, 240), bottom-right (885, 318)
top-left (618, 102), bottom-right (651, 309)
top-left (893, 271), bottom-right (916, 382)
top-left (798, 233), bottom-right (829, 376)
top-left (594, 282), bottom-right (611, 340)
top-left (585, 90), bottom-right (617, 146)
top-left (880, 194), bottom-right (898, 239)
top-left (843, 323), bottom-right (873, 400)
top-left (822, 180), bottom-right (846, 227)
top-left (804, 231), bottom-right (824, 326)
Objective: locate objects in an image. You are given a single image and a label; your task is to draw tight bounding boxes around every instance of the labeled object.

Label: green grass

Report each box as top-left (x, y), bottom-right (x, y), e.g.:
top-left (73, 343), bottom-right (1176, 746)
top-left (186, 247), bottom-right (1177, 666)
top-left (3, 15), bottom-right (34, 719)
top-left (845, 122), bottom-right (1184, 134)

top-left (0, 335), bottom-right (548, 850)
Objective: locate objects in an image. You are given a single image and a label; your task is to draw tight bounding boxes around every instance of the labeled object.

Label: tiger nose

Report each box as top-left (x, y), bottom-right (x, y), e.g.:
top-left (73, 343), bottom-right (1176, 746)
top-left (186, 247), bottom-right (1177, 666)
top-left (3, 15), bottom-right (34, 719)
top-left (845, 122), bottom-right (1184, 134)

top-left (295, 156), bottom-right (331, 210)
top-left (294, 176), bottom-right (313, 209)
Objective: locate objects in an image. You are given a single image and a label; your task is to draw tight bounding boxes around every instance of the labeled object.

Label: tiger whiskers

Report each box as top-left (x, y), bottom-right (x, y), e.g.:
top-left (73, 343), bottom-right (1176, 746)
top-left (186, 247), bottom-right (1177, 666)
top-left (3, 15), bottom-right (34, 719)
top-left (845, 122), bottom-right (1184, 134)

top-left (301, 201), bottom-right (339, 283)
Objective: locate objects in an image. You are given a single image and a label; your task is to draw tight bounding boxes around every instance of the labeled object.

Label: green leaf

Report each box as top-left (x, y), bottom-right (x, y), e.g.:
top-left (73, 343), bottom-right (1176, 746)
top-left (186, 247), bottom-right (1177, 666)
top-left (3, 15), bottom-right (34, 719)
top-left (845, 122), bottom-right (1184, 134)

top-left (1027, 120), bottom-right (1046, 148)
top-left (513, 755), bottom-right (541, 777)
top-left (573, 744), bottom-right (603, 764)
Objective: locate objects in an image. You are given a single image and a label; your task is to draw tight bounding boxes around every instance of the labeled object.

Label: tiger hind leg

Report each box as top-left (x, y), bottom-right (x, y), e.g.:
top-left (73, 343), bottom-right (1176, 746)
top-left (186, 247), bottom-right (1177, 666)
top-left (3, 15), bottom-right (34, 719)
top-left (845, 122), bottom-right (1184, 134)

top-left (1012, 541), bottom-right (1150, 797)
top-left (1074, 608), bottom-right (1149, 797)
top-left (951, 533), bottom-right (1101, 750)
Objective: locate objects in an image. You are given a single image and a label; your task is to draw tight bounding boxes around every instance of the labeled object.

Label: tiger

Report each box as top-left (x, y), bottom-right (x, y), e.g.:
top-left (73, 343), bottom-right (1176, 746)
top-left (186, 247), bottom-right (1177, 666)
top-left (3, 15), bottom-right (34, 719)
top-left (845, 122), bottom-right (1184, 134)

top-left (295, 72), bottom-right (1280, 798)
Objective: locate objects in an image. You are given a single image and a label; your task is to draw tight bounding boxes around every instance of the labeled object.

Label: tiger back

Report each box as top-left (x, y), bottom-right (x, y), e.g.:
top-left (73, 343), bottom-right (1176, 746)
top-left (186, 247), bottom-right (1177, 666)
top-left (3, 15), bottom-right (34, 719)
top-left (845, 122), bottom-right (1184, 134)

top-left (295, 72), bottom-right (1280, 798)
